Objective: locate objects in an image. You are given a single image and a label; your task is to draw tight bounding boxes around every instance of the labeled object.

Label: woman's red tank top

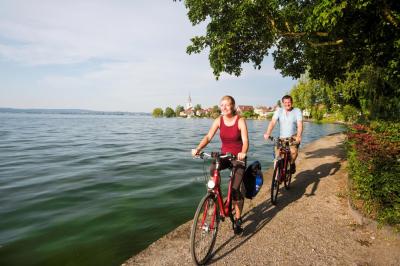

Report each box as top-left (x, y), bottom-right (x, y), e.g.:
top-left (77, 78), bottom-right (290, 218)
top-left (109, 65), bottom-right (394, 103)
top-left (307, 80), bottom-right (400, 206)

top-left (220, 115), bottom-right (243, 156)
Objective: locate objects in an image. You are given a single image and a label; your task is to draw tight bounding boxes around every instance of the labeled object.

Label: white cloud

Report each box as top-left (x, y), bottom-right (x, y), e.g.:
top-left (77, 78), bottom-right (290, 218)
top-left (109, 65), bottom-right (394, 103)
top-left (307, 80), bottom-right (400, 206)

top-left (0, 0), bottom-right (296, 112)
top-left (0, 0), bottom-right (196, 65)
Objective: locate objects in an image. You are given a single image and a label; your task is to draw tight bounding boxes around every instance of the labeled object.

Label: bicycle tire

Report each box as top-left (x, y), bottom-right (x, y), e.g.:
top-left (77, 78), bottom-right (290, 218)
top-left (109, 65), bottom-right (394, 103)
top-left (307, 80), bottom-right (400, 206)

top-left (284, 163), bottom-right (292, 189)
top-left (271, 163), bottom-right (280, 205)
top-left (190, 193), bottom-right (219, 265)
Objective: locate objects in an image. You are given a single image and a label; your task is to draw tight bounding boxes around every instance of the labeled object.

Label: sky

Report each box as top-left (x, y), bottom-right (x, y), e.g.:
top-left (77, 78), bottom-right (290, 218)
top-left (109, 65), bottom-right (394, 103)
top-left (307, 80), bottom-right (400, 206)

top-left (0, 0), bottom-right (297, 113)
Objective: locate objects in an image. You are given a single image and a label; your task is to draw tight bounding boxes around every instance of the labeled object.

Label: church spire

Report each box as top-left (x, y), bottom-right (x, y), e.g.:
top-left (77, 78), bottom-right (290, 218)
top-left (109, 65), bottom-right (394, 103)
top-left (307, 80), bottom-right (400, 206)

top-left (186, 93), bottom-right (193, 110)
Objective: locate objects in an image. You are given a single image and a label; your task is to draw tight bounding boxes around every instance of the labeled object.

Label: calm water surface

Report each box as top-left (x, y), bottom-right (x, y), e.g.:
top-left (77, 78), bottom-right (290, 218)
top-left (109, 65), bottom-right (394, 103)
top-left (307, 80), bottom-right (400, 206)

top-left (0, 113), bottom-right (344, 265)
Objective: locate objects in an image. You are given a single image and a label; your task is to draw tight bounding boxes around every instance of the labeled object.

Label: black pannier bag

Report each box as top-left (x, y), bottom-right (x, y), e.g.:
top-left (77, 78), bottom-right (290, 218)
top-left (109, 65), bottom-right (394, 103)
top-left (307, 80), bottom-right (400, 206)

top-left (243, 161), bottom-right (263, 199)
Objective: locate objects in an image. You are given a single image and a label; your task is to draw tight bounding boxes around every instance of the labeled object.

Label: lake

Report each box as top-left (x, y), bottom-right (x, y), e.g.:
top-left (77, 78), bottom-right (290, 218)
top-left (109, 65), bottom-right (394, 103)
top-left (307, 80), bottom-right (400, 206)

top-left (0, 113), bottom-right (344, 265)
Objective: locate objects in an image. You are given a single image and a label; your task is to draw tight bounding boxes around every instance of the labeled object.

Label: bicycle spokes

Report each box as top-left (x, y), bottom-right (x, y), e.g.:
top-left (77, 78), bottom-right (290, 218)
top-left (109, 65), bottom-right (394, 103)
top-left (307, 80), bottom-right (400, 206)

top-left (271, 164), bottom-right (280, 205)
top-left (190, 194), bottom-right (219, 265)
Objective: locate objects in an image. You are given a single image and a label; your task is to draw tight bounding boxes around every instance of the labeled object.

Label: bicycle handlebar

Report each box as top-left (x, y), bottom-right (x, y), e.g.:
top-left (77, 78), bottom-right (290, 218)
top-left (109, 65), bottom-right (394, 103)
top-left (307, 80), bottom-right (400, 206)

top-left (194, 151), bottom-right (247, 166)
top-left (268, 136), bottom-right (299, 146)
top-left (196, 151), bottom-right (236, 160)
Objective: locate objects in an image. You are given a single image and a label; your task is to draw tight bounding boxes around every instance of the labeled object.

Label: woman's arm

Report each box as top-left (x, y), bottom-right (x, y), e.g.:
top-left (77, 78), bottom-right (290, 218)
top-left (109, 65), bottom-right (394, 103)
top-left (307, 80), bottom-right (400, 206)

top-left (238, 117), bottom-right (249, 161)
top-left (192, 117), bottom-right (220, 156)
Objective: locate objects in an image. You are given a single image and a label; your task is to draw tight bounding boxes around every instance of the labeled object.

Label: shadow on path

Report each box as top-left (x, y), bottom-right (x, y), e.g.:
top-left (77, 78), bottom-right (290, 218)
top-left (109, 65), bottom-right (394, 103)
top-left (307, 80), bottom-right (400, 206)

top-left (304, 145), bottom-right (346, 161)
top-left (208, 143), bottom-right (345, 264)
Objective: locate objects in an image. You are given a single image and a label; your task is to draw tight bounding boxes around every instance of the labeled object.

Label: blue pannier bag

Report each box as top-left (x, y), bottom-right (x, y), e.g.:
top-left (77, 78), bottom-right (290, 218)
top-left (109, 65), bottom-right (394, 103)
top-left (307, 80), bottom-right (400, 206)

top-left (243, 161), bottom-right (263, 199)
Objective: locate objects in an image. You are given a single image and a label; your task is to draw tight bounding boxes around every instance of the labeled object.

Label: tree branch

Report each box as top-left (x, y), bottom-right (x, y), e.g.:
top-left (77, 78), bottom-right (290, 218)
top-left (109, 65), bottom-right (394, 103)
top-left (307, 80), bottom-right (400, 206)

top-left (266, 17), bottom-right (342, 46)
top-left (308, 39), bottom-right (344, 47)
top-left (382, 2), bottom-right (400, 28)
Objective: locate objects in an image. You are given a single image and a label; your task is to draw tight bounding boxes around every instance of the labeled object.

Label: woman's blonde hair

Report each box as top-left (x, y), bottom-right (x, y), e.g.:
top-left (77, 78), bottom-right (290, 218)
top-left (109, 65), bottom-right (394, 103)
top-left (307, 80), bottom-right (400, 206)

top-left (220, 95), bottom-right (236, 115)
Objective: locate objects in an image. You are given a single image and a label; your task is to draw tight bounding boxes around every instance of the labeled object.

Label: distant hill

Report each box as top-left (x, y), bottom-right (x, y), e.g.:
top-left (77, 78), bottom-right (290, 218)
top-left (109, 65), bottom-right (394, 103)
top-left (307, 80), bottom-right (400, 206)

top-left (0, 108), bottom-right (150, 116)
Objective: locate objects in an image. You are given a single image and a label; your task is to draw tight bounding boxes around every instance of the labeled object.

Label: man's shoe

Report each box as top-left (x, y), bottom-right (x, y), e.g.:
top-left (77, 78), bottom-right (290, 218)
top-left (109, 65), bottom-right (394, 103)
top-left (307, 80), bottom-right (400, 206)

top-left (234, 218), bottom-right (243, 235)
top-left (291, 163), bottom-right (296, 174)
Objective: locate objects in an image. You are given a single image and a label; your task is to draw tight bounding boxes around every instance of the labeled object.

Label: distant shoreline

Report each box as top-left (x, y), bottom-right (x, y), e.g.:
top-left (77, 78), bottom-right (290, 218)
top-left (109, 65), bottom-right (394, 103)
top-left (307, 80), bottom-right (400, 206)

top-left (0, 108), bottom-right (150, 116)
top-left (151, 116), bottom-right (347, 124)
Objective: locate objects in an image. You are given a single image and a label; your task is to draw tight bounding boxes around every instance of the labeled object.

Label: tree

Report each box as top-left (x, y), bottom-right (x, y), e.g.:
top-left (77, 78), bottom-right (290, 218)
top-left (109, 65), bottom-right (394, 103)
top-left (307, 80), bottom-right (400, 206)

top-left (182, 0), bottom-right (399, 81)
top-left (175, 105), bottom-right (184, 117)
top-left (180, 0), bottom-right (400, 119)
top-left (164, 107), bottom-right (176, 118)
top-left (241, 110), bottom-right (258, 119)
top-left (291, 68), bottom-right (400, 120)
top-left (193, 104), bottom-right (202, 116)
top-left (210, 105), bottom-right (221, 118)
top-left (152, 108), bottom-right (163, 117)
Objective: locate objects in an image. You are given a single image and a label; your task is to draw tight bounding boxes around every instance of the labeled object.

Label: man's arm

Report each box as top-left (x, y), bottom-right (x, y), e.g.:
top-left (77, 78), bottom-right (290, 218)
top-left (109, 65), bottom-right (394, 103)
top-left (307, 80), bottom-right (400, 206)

top-left (296, 119), bottom-right (303, 143)
top-left (295, 108), bottom-right (303, 143)
top-left (263, 118), bottom-right (277, 140)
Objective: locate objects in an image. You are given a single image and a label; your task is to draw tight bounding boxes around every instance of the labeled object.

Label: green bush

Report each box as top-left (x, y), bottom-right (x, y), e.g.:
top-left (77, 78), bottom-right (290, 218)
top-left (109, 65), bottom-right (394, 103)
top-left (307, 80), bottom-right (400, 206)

top-left (164, 107), bottom-right (176, 118)
top-left (311, 108), bottom-right (324, 121)
top-left (152, 108), bottom-right (164, 117)
top-left (347, 122), bottom-right (400, 227)
top-left (241, 110), bottom-right (258, 119)
top-left (342, 105), bottom-right (359, 122)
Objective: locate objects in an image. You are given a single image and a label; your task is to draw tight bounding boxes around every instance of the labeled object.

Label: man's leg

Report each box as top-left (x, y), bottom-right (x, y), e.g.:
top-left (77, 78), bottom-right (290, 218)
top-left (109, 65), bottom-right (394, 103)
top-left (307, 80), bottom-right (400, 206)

top-left (290, 144), bottom-right (299, 173)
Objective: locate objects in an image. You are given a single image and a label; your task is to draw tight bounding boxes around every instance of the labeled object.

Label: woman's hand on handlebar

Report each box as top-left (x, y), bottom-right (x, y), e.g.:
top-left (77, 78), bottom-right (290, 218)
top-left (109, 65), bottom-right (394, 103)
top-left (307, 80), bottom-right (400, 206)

top-left (237, 152), bottom-right (247, 161)
top-left (191, 148), bottom-right (200, 157)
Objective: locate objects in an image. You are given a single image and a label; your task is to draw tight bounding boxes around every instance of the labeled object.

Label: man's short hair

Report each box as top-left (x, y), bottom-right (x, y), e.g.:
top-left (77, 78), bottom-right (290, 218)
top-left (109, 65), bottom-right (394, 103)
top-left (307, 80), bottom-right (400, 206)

top-left (282, 95), bottom-right (293, 102)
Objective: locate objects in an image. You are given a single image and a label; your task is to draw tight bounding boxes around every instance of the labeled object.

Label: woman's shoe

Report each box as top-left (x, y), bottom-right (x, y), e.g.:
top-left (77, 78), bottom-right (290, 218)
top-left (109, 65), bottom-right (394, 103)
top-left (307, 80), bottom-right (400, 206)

top-left (234, 218), bottom-right (243, 235)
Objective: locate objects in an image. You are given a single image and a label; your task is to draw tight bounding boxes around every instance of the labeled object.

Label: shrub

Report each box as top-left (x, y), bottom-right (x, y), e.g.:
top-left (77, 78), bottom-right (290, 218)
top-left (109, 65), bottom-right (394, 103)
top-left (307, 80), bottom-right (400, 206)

top-left (152, 108), bottom-right (164, 117)
top-left (347, 122), bottom-right (400, 227)
top-left (164, 107), bottom-right (176, 118)
top-left (342, 105), bottom-right (359, 122)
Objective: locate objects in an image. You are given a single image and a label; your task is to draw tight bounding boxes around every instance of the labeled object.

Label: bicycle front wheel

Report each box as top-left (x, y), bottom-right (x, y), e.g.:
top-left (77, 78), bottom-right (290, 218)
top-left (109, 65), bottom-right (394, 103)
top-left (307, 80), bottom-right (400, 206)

top-left (271, 163), bottom-right (280, 205)
top-left (190, 193), bottom-right (219, 265)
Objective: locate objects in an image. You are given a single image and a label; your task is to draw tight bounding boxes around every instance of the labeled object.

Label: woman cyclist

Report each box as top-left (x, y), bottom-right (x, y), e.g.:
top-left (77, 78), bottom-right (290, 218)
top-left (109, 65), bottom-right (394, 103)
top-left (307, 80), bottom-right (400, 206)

top-left (192, 95), bottom-right (249, 234)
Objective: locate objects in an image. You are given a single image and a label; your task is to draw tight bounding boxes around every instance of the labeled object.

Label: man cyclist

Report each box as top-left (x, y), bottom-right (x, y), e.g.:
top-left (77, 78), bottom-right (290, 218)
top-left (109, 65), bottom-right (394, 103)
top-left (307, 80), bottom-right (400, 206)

top-left (263, 95), bottom-right (303, 173)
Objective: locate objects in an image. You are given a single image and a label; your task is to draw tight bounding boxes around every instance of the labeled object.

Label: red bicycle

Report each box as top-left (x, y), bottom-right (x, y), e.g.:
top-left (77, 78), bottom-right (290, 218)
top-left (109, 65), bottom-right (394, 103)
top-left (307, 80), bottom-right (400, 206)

top-left (269, 136), bottom-right (297, 205)
top-left (190, 151), bottom-right (241, 265)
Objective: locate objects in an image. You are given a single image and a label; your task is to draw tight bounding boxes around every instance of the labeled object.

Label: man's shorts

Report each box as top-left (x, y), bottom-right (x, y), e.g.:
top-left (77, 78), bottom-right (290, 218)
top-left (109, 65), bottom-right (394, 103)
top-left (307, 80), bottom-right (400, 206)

top-left (274, 138), bottom-right (299, 163)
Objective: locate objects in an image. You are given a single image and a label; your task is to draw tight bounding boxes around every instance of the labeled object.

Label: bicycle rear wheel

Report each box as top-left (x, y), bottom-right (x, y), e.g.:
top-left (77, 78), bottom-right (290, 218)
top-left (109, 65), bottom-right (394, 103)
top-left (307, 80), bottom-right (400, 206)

top-left (190, 193), bottom-right (219, 265)
top-left (271, 163), bottom-right (280, 205)
top-left (284, 163), bottom-right (292, 189)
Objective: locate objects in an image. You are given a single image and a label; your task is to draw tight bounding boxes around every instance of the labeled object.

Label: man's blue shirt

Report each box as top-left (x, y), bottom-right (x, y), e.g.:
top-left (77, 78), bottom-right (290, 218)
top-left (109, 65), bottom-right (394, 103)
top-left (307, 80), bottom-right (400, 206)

top-left (272, 107), bottom-right (303, 138)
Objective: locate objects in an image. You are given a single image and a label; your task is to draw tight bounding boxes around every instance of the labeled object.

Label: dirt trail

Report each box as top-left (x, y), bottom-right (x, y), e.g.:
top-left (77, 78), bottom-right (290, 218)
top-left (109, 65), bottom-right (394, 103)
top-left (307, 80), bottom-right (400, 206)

top-left (123, 133), bottom-right (400, 265)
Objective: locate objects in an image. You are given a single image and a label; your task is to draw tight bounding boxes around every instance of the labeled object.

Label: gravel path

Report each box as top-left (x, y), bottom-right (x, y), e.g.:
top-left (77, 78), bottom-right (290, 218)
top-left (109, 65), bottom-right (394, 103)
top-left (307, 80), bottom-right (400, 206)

top-left (123, 133), bottom-right (400, 266)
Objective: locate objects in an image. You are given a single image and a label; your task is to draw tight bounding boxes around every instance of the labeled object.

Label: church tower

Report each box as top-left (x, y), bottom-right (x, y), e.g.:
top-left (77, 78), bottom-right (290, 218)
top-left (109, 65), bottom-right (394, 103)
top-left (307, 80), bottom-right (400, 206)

top-left (186, 93), bottom-right (193, 110)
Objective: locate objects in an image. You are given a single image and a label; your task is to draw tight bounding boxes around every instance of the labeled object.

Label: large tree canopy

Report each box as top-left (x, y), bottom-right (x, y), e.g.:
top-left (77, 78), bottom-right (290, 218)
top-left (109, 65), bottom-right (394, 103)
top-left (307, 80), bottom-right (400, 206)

top-left (181, 0), bottom-right (399, 85)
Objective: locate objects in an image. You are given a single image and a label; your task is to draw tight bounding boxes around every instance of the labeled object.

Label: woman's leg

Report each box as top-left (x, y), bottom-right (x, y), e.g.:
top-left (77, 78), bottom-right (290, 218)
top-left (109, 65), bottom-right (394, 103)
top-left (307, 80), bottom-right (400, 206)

top-left (231, 160), bottom-right (246, 220)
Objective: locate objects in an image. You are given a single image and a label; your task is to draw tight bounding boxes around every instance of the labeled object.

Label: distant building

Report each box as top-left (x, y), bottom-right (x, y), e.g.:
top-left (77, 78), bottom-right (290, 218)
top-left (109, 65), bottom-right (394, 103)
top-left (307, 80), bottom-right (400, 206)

top-left (181, 107), bottom-right (194, 118)
top-left (236, 105), bottom-right (254, 114)
top-left (182, 94), bottom-right (195, 118)
top-left (254, 106), bottom-right (274, 117)
top-left (186, 94), bottom-right (193, 110)
top-left (195, 109), bottom-right (206, 116)
top-left (303, 109), bottom-right (311, 119)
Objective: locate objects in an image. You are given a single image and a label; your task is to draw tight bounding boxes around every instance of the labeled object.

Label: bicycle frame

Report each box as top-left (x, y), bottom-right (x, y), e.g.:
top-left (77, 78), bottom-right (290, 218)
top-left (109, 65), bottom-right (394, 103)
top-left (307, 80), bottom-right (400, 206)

top-left (275, 140), bottom-right (292, 181)
top-left (201, 156), bottom-right (235, 230)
